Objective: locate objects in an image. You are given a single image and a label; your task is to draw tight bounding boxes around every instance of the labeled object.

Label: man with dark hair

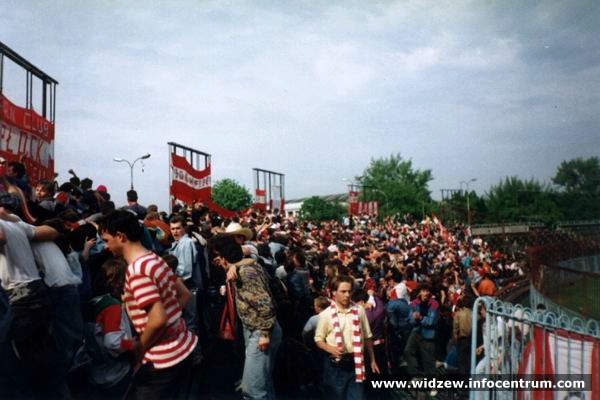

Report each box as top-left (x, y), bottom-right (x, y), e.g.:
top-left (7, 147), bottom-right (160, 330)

top-left (99, 210), bottom-right (197, 400)
top-left (125, 189), bottom-right (147, 220)
top-left (168, 215), bottom-right (199, 335)
top-left (209, 233), bottom-right (282, 400)
top-left (0, 201), bottom-right (63, 397)
top-left (353, 289), bottom-right (387, 376)
top-left (168, 215), bottom-right (197, 285)
top-left (476, 273), bottom-right (496, 297)
top-left (80, 177), bottom-right (99, 214)
top-left (6, 161), bottom-right (30, 198)
top-left (315, 275), bottom-right (380, 400)
top-left (286, 246), bottom-right (311, 334)
top-left (404, 284), bottom-right (439, 376)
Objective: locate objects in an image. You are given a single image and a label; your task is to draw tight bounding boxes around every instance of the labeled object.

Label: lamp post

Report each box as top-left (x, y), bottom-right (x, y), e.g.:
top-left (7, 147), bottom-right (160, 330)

top-left (460, 178), bottom-right (477, 226)
top-left (113, 153), bottom-right (151, 190)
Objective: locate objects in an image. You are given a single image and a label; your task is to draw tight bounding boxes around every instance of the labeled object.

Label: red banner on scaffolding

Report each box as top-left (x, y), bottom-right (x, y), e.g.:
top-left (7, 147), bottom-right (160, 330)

top-left (170, 153), bottom-right (211, 204)
top-left (0, 94), bottom-right (55, 185)
top-left (253, 189), bottom-right (266, 210)
top-left (348, 193), bottom-right (378, 216)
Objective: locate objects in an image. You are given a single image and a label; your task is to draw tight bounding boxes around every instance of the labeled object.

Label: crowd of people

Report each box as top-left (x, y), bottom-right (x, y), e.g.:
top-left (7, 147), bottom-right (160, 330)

top-left (0, 163), bottom-right (534, 400)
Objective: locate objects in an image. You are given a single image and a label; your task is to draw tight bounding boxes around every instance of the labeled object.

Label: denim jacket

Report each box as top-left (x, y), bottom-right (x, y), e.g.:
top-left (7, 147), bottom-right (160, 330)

top-left (409, 297), bottom-right (439, 339)
top-left (386, 298), bottom-right (413, 337)
top-left (168, 235), bottom-right (197, 281)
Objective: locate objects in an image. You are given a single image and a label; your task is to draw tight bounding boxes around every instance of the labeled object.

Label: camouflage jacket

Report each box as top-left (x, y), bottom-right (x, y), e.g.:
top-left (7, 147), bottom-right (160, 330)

top-left (233, 259), bottom-right (276, 339)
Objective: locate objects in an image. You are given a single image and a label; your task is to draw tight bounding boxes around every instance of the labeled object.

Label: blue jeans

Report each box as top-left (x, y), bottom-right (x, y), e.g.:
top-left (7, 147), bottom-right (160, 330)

top-left (242, 321), bottom-right (282, 400)
top-left (48, 285), bottom-right (84, 365)
top-left (322, 356), bottom-right (365, 400)
top-left (182, 287), bottom-right (198, 334)
top-left (126, 354), bottom-right (193, 400)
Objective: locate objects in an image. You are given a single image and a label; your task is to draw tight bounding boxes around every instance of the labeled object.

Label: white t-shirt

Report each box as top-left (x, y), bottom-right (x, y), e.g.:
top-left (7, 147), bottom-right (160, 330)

top-left (31, 241), bottom-right (82, 287)
top-left (67, 251), bottom-right (83, 281)
top-left (275, 265), bottom-right (287, 280)
top-left (394, 281), bottom-right (410, 302)
top-left (0, 220), bottom-right (40, 290)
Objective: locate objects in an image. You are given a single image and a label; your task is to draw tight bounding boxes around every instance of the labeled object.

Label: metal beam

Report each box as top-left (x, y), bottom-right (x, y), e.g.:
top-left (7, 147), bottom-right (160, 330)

top-left (0, 41), bottom-right (58, 84)
top-left (252, 167), bottom-right (284, 176)
top-left (167, 142), bottom-right (211, 158)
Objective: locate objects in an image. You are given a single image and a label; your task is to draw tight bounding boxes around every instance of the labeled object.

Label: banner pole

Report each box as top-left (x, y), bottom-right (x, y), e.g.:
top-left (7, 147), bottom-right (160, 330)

top-left (168, 143), bottom-right (172, 214)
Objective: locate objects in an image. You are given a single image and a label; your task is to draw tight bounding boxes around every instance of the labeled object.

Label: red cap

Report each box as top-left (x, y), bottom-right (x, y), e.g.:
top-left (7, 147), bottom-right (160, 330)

top-left (96, 185), bottom-right (107, 193)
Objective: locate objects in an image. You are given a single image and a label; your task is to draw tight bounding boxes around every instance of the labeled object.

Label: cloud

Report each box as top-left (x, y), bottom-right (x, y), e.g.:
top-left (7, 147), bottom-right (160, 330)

top-left (1, 0), bottom-right (599, 207)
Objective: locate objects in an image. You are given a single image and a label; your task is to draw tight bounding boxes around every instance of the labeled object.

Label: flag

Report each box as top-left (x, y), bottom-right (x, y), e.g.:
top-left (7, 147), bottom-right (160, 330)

top-left (169, 153), bottom-right (211, 204)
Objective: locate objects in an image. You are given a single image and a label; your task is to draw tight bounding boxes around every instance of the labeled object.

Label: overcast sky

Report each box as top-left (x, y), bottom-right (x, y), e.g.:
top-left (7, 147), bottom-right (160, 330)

top-left (2, 0), bottom-right (599, 210)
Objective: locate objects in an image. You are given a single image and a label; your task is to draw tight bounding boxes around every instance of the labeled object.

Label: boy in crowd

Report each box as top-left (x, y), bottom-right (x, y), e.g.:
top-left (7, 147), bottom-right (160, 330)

top-left (99, 210), bottom-right (197, 400)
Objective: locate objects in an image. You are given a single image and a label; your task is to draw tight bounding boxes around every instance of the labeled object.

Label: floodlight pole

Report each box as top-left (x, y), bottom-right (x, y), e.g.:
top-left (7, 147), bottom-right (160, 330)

top-left (460, 178), bottom-right (477, 226)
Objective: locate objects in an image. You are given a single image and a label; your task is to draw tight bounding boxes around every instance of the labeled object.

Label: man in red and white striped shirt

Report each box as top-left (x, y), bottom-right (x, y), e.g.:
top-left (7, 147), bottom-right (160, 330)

top-left (100, 210), bottom-right (197, 400)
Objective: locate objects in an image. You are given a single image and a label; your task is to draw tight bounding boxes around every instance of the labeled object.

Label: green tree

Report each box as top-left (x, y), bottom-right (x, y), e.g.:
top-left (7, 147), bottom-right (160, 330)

top-left (441, 190), bottom-right (488, 225)
top-left (298, 196), bottom-right (346, 222)
top-left (552, 157), bottom-right (600, 220)
top-left (484, 176), bottom-right (560, 224)
top-left (552, 157), bottom-right (600, 195)
top-left (211, 178), bottom-right (252, 211)
top-left (357, 153), bottom-right (433, 218)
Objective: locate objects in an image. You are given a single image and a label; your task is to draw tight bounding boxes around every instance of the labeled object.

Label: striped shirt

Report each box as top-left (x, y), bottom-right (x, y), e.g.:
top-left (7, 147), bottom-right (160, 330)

top-left (123, 252), bottom-right (197, 369)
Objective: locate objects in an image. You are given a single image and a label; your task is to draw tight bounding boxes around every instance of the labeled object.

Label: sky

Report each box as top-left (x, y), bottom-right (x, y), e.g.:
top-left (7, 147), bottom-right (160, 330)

top-left (1, 0), bottom-right (599, 210)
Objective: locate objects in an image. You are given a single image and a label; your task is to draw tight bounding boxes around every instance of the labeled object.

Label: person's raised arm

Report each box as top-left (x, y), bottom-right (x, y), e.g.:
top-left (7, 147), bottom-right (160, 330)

top-left (32, 225), bottom-right (59, 242)
top-left (0, 209), bottom-right (19, 223)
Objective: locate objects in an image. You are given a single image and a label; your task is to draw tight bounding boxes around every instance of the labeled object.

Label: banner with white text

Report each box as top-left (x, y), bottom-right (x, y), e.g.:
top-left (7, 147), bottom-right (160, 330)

top-left (170, 152), bottom-right (211, 204)
top-left (0, 94), bottom-right (55, 185)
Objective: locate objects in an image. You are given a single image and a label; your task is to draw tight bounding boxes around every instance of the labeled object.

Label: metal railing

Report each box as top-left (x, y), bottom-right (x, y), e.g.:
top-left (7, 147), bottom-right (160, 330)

top-left (528, 238), bottom-right (600, 321)
top-left (470, 297), bottom-right (600, 400)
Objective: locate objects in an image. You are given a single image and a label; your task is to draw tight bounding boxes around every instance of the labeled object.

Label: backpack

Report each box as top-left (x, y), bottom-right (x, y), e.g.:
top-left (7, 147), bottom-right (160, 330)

top-left (256, 258), bottom-right (292, 317)
top-left (190, 232), bottom-right (209, 290)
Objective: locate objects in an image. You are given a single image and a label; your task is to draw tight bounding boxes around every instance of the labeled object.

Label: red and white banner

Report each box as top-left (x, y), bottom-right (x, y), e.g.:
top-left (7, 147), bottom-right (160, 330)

top-left (432, 213), bottom-right (453, 245)
top-left (170, 153), bottom-right (211, 204)
top-left (517, 326), bottom-right (599, 400)
top-left (0, 94), bottom-right (55, 185)
top-left (351, 200), bottom-right (378, 216)
top-left (254, 189), bottom-right (266, 210)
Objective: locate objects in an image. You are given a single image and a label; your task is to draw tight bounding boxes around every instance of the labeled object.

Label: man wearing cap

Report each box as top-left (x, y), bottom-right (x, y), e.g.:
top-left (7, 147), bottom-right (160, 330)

top-left (225, 222), bottom-right (258, 259)
top-left (209, 233), bottom-right (282, 400)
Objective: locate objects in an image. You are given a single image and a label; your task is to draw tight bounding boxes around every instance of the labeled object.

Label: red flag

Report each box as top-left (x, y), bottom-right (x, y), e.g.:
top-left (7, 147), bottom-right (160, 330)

top-left (170, 153), bottom-right (211, 204)
top-left (1, 94), bottom-right (55, 186)
top-left (254, 189), bottom-right (266, 210)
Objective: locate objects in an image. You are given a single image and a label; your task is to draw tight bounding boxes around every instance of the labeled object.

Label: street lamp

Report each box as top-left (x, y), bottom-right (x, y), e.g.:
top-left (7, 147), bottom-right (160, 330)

top-left (113, 153), bottom-right (151, 190)
top-left (460, 178), bottom-right (477, 226)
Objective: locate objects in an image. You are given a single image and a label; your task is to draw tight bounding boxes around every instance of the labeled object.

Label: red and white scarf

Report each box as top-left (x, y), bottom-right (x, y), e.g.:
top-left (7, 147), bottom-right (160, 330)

top-left (329, 301), bottom-right (365, 382)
